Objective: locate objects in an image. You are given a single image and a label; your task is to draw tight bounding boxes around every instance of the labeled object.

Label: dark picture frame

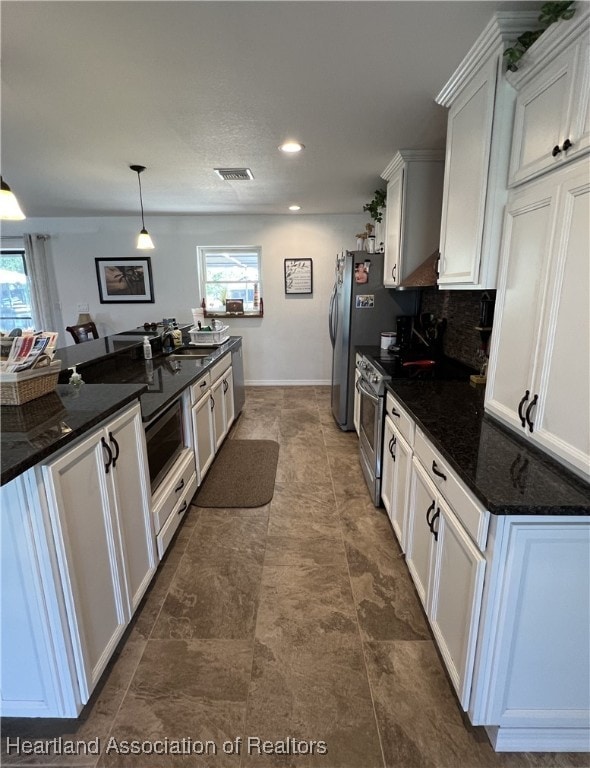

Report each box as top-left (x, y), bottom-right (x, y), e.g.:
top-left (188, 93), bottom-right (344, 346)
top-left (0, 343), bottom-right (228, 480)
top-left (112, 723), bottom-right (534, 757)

top-left (95, 257), bottom-right (155, 303)
top-left (284, 258), bottom-right (313, 295)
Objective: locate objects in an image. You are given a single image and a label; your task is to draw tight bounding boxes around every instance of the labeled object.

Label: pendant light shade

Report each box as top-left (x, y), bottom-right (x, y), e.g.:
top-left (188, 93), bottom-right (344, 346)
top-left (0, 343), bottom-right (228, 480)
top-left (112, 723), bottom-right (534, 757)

top-left (0, 177), bottom-right (26, 220)
top-left (129, 165), bottom-right (154, 249)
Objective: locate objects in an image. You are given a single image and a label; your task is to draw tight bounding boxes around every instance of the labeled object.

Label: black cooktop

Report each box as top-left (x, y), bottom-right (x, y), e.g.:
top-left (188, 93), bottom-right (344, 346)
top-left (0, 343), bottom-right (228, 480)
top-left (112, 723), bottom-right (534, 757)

top-left (359, 346), bottom-right (477, 381)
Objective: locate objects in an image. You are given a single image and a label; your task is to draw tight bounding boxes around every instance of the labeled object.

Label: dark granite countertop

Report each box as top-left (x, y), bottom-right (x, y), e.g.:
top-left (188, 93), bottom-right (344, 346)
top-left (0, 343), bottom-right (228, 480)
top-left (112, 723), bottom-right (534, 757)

top-left (1, 335), bottom-right (241, 486)
top-left (1, 383), bottom-right (146, 485)
top-left (383, 377), bottom-right (590, 516)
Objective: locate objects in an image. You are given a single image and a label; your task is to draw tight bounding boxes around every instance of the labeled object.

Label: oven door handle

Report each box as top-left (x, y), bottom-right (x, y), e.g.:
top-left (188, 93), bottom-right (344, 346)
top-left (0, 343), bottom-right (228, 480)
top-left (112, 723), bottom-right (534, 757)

top-left (357, 380), bottom-right (380, 404)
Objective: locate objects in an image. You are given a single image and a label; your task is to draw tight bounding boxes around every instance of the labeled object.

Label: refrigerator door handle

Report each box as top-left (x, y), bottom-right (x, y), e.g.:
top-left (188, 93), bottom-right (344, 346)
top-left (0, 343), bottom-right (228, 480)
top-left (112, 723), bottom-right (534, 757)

top-left (328, 285), bottom-right (337, 347)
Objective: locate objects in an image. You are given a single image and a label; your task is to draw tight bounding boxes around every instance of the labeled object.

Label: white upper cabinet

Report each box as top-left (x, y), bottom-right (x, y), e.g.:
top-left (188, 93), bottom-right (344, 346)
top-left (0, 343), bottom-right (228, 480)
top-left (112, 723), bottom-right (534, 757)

top-left (507, 8), bottom-right (590, 187)
top-left (435, 12), bottom-right (539, 290)
top-left (485, 158), bottom-right (590, 479)
top-left (380, 150), bottom-right (444, 288)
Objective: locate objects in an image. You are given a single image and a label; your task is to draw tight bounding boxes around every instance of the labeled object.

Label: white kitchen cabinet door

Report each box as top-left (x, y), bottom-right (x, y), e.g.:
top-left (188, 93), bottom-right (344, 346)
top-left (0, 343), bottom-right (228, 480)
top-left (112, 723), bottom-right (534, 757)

top-left (42, 431), bottom-right (128, 703)
top-left (223, 365), bottom-right (235, 431)
top-left (405, 458), bottom-right (437, 610)
top-left (526, 163), bottom-right (590, 476)
top-left (485, 178), bottom-right (556, 435)
top-left (381, 150), bottom-right (444, 288)
top-left (383, 167), bottom-right (403, 287)
top-left (193, 389), bottom-right (215, 482)
top-left (486, 159), bottom-right (590, 478)
top-left (507, 10), bottom-right (590, 187)
top-left (390, 428), bottom-right (412, 553)
top-left (438, 57), bottom-right (500, 288)
top-left (1, 473), bottom-right (81, 718)
top-left (428, 497), bottom-right (486, 710)
top-left (106, 405), bottom-right (156, 614)
top-left (211, 374), bottom-right (226, 450)
top-left (380, 415), bottom-right (396, 518)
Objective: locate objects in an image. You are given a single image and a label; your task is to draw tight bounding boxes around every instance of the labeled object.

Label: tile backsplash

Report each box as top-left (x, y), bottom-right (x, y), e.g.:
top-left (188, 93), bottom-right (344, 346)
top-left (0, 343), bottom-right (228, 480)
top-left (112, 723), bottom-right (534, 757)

top-left (420, 288), bottom-right (496, 371)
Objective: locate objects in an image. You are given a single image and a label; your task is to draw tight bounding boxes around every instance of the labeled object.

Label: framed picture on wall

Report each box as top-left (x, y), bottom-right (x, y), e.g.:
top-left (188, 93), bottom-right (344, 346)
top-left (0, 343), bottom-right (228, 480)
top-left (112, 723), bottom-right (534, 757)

top-left (284, 258), bottom-right (313, 295)
top-left (95, 257), bottom-right (155, 303)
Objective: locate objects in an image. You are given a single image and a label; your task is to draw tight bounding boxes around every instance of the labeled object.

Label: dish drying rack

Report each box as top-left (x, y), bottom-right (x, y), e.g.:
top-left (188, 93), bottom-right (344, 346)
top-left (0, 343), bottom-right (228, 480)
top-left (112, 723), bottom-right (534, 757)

top-left (188, 325), bottom-right (230, 346)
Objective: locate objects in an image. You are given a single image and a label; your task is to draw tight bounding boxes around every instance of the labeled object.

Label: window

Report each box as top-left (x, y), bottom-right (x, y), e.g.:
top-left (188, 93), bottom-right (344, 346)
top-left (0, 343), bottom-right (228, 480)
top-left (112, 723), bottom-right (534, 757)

top-left (0, 249), bottom-right (35, 333)
top-left (197, 246), bottom-right (262, 315)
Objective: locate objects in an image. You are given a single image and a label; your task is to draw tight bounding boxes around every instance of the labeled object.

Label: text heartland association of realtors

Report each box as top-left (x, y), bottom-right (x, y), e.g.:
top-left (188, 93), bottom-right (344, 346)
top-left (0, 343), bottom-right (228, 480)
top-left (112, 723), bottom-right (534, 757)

top-left (4, 736), bottom-right (329, 757)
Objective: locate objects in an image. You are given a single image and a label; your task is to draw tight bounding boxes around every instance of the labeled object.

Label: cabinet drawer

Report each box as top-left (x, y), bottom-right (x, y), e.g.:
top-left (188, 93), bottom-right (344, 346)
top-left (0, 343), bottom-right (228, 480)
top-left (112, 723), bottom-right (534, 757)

top-left (414, 428), bottom-right (489, 550)
top-left (385, 392), bottom-right (415, 446)
top-left (190, 372), bottom-right (211, 404)
top-left (156, 471), bottom-right (197, 560)
top-left (152, 449), bottom-right (196, 533)
top-left (210, 353), bottom-right (231, 384)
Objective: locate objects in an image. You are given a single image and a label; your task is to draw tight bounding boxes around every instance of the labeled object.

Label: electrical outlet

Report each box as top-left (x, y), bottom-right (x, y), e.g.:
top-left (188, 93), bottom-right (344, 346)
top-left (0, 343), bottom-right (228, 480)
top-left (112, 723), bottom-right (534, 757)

top-left (77, 303), bottom-right (89, 313)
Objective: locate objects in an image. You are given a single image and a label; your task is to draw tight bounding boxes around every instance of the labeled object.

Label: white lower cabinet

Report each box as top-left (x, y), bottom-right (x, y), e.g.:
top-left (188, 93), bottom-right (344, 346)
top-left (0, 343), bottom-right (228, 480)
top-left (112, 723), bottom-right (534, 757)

top-left (151, 448), bottom-right (197, 559)
top-left (0, 401), bottom-right (156, 717)
top-left (406, 439), bottom-right (487, 710)
top-left (192, 387), bottom-right (215, 482)
top-left (470, 517), bottom-right (590, 752)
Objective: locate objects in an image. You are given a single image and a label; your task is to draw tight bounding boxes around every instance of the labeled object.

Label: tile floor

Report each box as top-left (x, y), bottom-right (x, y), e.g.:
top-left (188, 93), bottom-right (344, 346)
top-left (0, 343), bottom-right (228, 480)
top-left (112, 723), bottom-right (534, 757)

top-left (2, 386), bottom-right (587, 768)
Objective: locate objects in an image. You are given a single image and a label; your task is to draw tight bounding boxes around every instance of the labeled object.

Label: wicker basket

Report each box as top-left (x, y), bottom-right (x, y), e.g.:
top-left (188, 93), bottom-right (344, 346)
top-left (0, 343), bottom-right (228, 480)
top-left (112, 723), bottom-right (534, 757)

top-left (0, 356), bottom-right (62, 406)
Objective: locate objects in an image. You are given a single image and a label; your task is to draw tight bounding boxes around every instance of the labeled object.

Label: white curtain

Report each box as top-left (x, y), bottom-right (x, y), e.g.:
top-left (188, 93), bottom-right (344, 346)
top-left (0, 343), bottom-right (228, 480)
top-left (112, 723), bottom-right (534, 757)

top-left (23, 233), bottom-right (62, 333)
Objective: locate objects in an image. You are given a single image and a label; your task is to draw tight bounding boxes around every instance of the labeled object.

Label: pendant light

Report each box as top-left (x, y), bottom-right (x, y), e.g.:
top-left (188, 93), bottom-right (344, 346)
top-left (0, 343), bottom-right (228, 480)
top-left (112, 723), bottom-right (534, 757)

top-left (0, 177), bottom-right (26, 220)
top-left (129, 165), bottom-right (154, 249)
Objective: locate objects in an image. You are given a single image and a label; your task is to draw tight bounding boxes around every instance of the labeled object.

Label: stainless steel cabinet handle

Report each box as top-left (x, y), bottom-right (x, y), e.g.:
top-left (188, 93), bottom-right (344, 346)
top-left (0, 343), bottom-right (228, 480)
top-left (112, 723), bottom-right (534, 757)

top-left (525, 394), bottom-right (538, 433)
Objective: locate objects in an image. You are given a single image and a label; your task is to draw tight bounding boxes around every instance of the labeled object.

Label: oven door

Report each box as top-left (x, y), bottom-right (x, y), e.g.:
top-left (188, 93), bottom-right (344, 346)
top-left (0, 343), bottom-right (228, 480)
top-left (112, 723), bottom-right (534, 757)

top-left (357, 378), bottom-right (384, 506)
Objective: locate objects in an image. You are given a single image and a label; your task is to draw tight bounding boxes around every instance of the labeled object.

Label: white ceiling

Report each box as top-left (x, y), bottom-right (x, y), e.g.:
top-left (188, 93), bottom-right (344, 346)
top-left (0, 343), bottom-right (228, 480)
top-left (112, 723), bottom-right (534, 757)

top-left (1, 1), bottom-right (535, 218)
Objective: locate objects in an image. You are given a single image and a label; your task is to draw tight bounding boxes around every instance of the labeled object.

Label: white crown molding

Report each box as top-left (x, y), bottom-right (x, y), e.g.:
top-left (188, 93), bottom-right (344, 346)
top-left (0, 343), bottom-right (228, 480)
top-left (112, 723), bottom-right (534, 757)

top-left (436, 11), bottom-right (540, 106)
top-left (506, 5), bottom-right (590, 89)
top-left (381, 149), bottom-right (445, 181)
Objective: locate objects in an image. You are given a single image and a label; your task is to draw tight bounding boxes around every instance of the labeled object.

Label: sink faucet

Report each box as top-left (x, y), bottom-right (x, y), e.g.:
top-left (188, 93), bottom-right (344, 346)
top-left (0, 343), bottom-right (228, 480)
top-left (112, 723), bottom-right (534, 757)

top-left (160, 324), bottom-right (175, 354)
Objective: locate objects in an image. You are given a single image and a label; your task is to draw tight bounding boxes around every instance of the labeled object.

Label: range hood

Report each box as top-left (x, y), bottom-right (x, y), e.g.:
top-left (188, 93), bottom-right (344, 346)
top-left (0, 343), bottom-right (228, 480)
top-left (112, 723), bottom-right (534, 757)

top-left (397, 250), bottom-right (440, 290)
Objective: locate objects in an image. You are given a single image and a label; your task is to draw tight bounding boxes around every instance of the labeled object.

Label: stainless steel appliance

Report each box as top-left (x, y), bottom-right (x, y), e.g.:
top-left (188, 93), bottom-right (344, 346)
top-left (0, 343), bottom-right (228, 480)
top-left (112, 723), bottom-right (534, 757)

top-left (329, 251), bottom-right (415, 430)
top-left (356, 354), bottom-right (391, 505)
top-left (357, 348), bottom-right (476, 505)
top-left (144, 397), bottom-right (185, 492)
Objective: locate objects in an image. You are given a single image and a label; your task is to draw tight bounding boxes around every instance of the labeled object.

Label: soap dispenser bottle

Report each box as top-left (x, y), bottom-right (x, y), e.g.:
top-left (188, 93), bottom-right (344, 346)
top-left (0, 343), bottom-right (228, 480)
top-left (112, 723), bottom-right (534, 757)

top-left (143, 336), bottom-right (153, 360)
top-left (172, 320), bottom-right (182, 348)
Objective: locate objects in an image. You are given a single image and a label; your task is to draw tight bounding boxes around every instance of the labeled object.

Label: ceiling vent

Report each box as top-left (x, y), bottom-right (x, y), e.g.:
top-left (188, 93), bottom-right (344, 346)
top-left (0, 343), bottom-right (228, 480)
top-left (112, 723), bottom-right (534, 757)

top-left (214, 168), bottom-right (254, 181)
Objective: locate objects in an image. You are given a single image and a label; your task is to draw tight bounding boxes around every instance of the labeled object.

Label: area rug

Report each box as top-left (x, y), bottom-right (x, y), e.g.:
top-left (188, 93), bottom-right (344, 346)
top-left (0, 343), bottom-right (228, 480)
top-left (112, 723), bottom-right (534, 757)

top-left (193, 439), bottom-right (280, 508)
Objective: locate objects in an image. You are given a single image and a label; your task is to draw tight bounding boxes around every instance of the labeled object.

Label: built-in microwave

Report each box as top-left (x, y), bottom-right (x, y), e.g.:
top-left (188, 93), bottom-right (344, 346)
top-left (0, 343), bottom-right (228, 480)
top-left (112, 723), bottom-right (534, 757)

top-left (144, 398), bottom-right (185, 492)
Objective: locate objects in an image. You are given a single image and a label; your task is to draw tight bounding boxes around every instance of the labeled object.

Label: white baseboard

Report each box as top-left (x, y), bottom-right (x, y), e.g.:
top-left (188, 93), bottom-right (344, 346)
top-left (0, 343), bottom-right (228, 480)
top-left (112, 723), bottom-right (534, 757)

top-left (486, 726), bottom-right (590, 752)
top-left (245, 380), bottom-right (331, 386)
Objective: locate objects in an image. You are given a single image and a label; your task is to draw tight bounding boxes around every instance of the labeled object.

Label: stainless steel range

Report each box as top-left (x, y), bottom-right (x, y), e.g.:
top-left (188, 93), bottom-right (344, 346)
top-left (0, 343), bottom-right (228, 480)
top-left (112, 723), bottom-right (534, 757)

top-left (356, 354), bottom-right (391, 506)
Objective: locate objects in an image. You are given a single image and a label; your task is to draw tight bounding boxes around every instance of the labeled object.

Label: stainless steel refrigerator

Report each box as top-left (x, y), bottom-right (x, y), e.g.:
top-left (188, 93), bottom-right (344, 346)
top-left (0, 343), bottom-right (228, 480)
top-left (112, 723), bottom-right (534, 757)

top-left (329, 251), bottom-right (416, 430)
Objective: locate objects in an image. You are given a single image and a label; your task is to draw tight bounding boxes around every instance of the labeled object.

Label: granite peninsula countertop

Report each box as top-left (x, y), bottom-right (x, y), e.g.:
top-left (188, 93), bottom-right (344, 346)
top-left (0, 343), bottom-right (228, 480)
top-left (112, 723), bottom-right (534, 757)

top-left (1, 335), bottom-right (241, 486)
top-left (383, 375), bottom-right (590, 516)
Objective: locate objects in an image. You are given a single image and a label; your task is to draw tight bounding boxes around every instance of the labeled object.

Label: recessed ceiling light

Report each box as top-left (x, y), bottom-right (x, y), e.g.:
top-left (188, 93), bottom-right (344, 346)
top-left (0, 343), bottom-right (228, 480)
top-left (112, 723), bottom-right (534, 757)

top-left (288, 205), bottom-right (301, 211)
top-left (279, 141), bottom-right (305, 154)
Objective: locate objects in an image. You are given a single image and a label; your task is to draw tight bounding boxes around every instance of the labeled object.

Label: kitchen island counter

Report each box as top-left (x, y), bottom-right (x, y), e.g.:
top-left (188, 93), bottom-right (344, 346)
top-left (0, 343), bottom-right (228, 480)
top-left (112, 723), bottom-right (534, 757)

top-left (1, 335), bottom-right (242, 485)
top-left (384, 375), bottom-right (590, 515)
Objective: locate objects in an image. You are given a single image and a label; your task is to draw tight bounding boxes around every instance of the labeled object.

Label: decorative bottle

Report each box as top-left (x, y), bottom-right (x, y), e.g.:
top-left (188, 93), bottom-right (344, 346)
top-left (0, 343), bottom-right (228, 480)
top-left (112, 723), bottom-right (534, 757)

top-left (143, 336), bottom-right (152, 360)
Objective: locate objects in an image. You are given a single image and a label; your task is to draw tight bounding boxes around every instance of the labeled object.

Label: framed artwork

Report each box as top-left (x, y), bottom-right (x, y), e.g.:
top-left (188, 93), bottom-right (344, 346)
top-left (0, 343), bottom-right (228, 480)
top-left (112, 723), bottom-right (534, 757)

top-left (95, 257), bottom-right (155, 303)
top-left (284, 258), bottom-right (313, 295)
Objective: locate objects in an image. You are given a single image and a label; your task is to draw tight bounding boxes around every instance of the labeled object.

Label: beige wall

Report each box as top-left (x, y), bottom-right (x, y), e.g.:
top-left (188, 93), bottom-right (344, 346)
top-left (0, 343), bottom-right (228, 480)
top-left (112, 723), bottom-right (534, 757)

top-left (4, 214), bottom-right (368, 384)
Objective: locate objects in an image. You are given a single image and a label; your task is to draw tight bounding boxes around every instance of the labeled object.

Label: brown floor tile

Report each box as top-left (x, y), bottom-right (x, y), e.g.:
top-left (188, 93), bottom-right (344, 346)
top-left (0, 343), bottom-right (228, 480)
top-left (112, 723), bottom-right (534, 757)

top-left (242, 635), bottom-right (384, 768)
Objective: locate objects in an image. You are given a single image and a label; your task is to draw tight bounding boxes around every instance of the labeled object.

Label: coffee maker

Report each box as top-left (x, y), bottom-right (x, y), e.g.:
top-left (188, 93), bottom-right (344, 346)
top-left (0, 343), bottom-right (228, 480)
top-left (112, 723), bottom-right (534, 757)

top-left (396, 315), bottom-right (413, 350)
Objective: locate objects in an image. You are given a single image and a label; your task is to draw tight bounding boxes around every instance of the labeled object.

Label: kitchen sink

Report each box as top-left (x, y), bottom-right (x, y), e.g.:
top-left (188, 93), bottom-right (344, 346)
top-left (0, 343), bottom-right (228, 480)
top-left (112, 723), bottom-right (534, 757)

top-left (167, 347), bottom-right (212, 359)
